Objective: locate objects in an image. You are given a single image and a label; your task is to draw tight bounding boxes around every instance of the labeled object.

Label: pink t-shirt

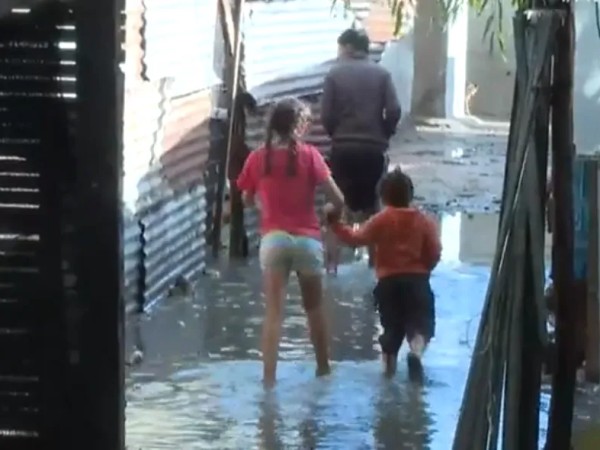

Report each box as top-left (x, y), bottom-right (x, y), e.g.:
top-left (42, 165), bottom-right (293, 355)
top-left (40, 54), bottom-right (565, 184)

top-left (236, 143), bottom-right (330, 239)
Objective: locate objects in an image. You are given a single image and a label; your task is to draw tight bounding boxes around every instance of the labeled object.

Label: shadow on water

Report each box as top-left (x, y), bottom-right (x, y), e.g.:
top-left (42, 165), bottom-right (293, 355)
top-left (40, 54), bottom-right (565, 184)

top-left (124, 212), bottom-right (571, 449)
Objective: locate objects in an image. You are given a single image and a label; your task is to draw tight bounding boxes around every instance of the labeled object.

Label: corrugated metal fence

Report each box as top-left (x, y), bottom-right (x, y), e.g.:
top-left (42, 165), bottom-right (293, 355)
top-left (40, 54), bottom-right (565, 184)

top-left (120, 0), bottom-right (397, 303)
top-left (122, 0), bottom-right (223, 311)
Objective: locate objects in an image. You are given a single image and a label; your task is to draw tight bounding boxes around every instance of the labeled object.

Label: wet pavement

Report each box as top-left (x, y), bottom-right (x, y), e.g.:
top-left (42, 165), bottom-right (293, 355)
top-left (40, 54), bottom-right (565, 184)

top-left (389, 118), bottom-right (509, 214)
top-left (124, 213), bottom-right (599, 449)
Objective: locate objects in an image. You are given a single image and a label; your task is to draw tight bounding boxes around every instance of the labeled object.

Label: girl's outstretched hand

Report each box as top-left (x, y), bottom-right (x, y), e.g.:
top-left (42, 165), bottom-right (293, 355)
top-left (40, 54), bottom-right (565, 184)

top-left (323, 203), bottom-right (342, 224)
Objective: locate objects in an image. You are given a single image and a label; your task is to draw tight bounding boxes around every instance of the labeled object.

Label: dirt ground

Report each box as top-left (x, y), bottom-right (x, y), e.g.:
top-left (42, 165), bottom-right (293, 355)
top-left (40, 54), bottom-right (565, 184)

top-left (389, 117), bottom-right (509, 213)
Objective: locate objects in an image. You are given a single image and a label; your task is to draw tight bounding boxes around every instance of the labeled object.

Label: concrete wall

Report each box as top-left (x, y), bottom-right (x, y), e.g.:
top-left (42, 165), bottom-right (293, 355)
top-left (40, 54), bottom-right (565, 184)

top-left (574, 4), bottom-right (600, 157)
top-left (458, 213), bottom-right (552, 265)
top-left (411, 0), bottom-right (448, 117)
top-left (466, 3), bottom-right (516, 120)
top-left (446, 5), bottom-right (468, 118)
top-left (380, 33), bottom-right (415, 118)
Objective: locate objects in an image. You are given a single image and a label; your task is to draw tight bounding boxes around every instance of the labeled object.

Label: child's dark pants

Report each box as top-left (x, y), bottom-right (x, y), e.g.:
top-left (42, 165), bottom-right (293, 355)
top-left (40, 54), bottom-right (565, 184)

top-left (373, 274), bottom-right (435, 355)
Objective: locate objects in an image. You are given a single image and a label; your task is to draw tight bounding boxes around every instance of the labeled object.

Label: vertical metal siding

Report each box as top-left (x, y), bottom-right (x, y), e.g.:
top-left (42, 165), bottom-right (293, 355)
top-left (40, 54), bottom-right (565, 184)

top-left (243, 0), bottom-right (354, 105)
top-left (121, 79), bottom-right (164, 309)
top-left (122, 1), bottom-right (220, 310)
top-left (141, 188), bottom-right (206, 306)
top-left (142, 0), bottom-right (221, 96)
top-left (137, 90), bottom-right (212, 307)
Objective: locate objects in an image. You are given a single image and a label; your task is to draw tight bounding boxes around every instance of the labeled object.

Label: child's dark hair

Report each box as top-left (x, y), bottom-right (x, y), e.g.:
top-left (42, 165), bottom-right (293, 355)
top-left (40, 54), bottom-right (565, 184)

top-left (264, 97), bottom-right (310, 176)
top-left (380, 168), bottom-right (414, 207)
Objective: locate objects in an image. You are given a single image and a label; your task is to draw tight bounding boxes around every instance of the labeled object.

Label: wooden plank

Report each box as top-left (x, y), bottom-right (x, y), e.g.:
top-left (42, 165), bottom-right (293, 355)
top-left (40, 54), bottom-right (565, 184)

top-left (585, 160), bottom-right (600, 382)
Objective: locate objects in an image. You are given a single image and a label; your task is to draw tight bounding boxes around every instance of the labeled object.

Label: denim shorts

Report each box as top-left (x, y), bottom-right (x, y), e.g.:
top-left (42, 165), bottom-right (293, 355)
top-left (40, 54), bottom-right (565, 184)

top-left (259, 231), bottom-right (323, 276)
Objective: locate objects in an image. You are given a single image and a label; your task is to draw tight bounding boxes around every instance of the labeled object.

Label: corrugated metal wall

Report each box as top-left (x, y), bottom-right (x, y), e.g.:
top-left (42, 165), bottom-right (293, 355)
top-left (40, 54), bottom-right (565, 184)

top-left (241, 0), bottom-right (394, 251)
top-left (122, 0), bottom-right (222, 311)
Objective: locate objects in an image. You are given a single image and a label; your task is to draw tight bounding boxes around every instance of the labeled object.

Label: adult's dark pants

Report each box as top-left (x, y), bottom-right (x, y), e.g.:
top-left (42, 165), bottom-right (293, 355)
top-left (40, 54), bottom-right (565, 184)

top-left (329, 142), bottom-right (388, 213)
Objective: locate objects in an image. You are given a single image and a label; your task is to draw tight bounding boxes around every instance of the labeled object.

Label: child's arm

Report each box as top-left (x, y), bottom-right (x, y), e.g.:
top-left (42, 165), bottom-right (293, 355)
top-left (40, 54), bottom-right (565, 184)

top-left (421, 215), bottom-right (442, 270)
top-left (330, 213), bottom-right (383, 247)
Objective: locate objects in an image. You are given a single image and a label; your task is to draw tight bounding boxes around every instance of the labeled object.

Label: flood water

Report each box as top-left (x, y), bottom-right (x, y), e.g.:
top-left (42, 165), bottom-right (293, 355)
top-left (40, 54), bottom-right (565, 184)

top-left (124, 213), bottom-right (593, 449)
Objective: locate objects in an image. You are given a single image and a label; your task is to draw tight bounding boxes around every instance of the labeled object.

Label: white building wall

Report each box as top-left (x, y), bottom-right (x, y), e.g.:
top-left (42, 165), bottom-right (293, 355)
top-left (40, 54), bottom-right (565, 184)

top-left (574, 4), bottom-right (600, 157)
top-left (380, 33), bottom-right (415, 119)
top-left (465, 3), bottom-right (600, 158)
top-left (466, 2), bottom-right (516, 120)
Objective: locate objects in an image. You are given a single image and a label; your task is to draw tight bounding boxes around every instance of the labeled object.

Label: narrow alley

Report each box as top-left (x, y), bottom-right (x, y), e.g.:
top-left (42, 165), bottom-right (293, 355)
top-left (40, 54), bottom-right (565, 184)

top-left (123, 212), bottom-right (598, 449)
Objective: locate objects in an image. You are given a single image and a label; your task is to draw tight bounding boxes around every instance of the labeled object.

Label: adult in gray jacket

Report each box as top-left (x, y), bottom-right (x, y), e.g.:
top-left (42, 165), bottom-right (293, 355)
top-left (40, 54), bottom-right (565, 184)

top-left (321, 29), bottom-right (401, 216)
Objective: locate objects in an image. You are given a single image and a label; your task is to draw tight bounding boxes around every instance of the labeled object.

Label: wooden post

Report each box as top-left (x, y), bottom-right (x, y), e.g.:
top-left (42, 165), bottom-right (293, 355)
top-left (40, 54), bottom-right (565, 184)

top-left (585, 161), bottom-right (600, 382)
top-left (545, 4), bottom-right (577, 449)
top-left (212, 0), bottom-right (246, 258)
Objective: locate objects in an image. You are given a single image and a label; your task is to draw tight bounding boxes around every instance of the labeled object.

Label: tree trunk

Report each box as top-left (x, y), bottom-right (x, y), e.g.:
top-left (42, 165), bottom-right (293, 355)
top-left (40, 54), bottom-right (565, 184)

top-left (410, 0), bottom-right (448, 117)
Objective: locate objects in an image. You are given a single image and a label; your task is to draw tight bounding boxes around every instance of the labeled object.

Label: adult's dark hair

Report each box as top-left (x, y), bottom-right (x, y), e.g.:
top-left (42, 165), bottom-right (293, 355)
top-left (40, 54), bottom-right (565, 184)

top-left (264, 97), bottom-right (310, 177)
top-left (380, 168), bottom-right (414, 207)
top-left (337, 28), bottom-right (370, 54)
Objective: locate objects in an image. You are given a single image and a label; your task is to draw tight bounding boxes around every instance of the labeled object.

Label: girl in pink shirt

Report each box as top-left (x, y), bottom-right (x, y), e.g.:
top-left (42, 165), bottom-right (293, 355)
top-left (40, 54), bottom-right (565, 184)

top-left (237, 98), bottom-right (344, 386)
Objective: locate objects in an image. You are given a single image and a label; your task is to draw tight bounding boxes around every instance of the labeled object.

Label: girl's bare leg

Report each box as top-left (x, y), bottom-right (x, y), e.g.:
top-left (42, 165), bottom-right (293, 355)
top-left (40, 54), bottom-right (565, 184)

top-left (262, 269), bottom-right (287, 387)
top-left (298, 274), bottom-right (331, 376)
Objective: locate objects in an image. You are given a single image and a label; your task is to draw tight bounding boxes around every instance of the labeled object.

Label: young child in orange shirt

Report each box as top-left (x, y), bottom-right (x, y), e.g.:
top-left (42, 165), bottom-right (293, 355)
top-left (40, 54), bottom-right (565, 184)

top-left (325, 169), bottom-right (441, 381)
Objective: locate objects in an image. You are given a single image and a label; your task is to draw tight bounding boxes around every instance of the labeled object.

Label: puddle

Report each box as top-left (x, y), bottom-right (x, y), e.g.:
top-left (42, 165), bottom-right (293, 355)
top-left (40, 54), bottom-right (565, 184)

top-left (124, 213), bottom-right (571, 449)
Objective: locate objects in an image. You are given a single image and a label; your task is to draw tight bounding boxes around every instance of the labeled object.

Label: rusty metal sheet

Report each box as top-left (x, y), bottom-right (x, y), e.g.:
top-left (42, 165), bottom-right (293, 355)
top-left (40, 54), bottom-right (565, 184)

top-left (121, 0), bottom-right (223, 310)
top-left (160, 89), bottom-right (213, 191)
top-left (142, 0), bottom-right (221, 96)
top-left (121, 83), bottom-right (215, 310)
top-left (122, 84), bottom-right (214, 308)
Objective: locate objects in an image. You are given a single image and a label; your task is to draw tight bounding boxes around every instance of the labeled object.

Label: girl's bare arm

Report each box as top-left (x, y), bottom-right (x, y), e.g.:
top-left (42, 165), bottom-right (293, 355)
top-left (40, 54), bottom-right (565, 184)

top-left (321, 175), bottom-right (345, 211)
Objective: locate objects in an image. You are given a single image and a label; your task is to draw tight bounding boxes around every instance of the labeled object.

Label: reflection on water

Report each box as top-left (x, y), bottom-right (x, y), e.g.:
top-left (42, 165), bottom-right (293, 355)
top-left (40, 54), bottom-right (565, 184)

top-left (124, 213), bottom-right (563, 449)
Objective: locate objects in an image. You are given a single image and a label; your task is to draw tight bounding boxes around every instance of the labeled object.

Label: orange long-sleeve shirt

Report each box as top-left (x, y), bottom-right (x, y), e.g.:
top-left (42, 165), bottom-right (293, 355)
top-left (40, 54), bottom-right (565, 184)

top-left (331, 207), bottom-right (442, 279)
